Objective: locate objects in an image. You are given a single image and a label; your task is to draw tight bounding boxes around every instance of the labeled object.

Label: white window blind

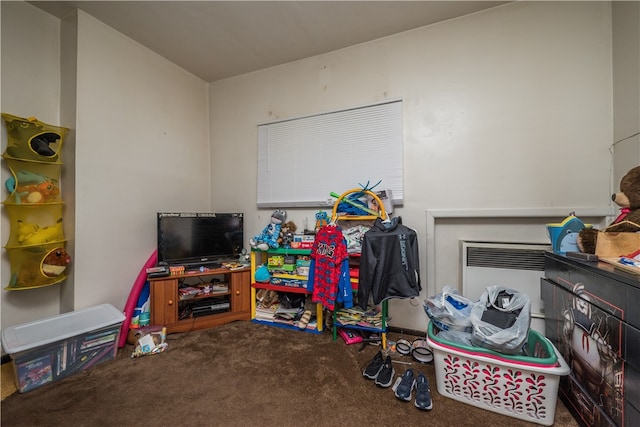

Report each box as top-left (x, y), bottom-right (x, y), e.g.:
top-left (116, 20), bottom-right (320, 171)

top-left (257, 100), bottom-right (403, 208)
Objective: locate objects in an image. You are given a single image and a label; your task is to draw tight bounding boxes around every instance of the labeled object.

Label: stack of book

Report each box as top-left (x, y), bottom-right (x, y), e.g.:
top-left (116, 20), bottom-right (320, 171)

top-left (178, 286), bottom-right (202, 300)
top-left (335, 306), bottom-right (385, 329)
top-left (255, 303), bottom-right (278, 322)
top-left (178, 283), bottom-right (228, 300)
top-left (274, 306), bottom-right (304, 325)
top-left (255, 302), bottom-right (318, 330)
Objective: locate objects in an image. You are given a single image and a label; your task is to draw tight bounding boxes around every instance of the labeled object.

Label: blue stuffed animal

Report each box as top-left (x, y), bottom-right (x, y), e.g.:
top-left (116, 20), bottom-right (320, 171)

top-left (315, 211), bottom-right (329, 232)
top-left (250, 209), bottom-right (286, 251)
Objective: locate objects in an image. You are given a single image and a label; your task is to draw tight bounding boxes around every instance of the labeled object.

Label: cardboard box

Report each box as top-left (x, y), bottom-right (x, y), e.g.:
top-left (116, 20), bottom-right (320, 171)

top-left (1, 304), bottom-right (125, 393)
top-left (290, 235), bottom-right (314, 249)
top-left (269, 277), bottom-right (307, 289)
top-left (267, 255), bottom-right (284, 268)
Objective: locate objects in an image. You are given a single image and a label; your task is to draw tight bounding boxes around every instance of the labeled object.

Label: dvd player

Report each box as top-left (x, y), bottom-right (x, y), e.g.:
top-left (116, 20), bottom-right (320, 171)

top-left (192, 302), bottom-right (230, 312)
top-left (192, 302), bottom-right (230, 317)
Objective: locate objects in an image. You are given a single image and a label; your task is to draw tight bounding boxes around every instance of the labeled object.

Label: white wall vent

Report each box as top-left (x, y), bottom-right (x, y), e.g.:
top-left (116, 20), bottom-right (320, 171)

top-left (461, 241), bottom-right (551, 334)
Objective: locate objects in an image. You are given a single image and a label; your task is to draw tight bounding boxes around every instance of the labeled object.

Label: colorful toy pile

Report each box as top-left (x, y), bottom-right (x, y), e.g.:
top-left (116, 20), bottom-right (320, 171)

top-left (2, 113), bottom-right (70, 290)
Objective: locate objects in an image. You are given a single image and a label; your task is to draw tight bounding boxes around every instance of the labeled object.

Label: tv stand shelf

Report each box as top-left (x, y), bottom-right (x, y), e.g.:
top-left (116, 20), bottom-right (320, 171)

top-left (149, 267), bottom-right (251, 334)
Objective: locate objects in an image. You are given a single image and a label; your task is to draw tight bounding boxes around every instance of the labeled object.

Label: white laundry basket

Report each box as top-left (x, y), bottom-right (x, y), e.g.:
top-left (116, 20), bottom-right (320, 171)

top-left (426, 322), bottom-right (569, 426)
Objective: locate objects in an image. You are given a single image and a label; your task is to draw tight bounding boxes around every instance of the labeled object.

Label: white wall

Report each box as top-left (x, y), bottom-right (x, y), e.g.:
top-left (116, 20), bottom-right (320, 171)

top-left (612, 1), bottom-right (640, 184)
top-left (1, 1), bottom-right (64, 326)
top-left (1, 3), bottom-right (210, 330)
top-left (70, 11), bottom-right (210, 310)
top-left (209, 1), bottom-right (616, 331)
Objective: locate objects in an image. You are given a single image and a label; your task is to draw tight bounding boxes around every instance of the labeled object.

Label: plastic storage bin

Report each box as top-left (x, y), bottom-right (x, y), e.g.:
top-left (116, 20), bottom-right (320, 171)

top-left (1, 304), bottom-right (125, 393)
top-left (426, 322), bottom-right (570, 426)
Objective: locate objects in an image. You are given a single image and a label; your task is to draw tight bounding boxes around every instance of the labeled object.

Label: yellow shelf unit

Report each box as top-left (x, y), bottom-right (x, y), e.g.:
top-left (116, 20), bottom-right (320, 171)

top-left (250, 248), bottom-right (323, 334)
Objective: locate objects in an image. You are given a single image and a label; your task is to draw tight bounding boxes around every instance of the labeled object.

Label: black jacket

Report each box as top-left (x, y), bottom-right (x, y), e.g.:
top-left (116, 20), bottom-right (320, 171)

top-left (357, 217), bottom-right (421, 309)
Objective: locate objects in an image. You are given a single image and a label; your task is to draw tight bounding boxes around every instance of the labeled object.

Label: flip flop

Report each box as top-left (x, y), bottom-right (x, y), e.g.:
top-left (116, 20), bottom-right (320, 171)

top-left (298, 310), bottom-right (312, 329)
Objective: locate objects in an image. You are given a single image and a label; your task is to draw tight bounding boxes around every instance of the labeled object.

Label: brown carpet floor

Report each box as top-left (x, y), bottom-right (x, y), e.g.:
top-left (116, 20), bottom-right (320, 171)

top-left (1, 321), bottom-right (578, 426)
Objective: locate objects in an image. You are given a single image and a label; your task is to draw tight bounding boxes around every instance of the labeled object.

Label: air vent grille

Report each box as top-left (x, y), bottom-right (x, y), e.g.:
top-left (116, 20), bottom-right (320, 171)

top-left (465, 246), bottom-right (547, 271)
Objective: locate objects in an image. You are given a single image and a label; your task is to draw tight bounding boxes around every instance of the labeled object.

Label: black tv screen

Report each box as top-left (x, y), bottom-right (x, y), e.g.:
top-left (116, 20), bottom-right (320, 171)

top-left (157, 212), bottom-right (243, 266)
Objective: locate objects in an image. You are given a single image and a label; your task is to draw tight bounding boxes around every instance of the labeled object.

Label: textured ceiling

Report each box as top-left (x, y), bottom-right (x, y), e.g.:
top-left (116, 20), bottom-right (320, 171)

top-left (29, 1), bottom-right (509, 82)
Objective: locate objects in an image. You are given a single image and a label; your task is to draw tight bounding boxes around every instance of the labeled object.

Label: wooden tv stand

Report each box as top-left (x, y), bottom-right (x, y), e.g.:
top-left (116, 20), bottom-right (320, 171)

top-left (149, 267), bottom-right (251, 334)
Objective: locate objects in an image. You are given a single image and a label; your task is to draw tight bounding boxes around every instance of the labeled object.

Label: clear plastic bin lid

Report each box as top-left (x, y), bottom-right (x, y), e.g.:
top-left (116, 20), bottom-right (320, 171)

top-left (1, 304), bottom-right (125, 354)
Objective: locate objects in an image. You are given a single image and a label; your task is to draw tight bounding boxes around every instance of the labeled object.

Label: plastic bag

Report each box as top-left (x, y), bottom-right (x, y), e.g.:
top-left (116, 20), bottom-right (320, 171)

top-left (423, 285), bottom-right (476, 333)
top-left (437, 329), bottom-right (473, 347)
top-left (131, 326), bottom-right (168, 358)
top-left (469, 285), bottom-right (531, 354)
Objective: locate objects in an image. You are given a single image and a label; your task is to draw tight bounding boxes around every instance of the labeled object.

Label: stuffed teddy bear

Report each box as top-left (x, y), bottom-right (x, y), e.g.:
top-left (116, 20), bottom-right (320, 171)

top-left (578, 165), bottom-right (640, 254)
top-left (250, 209), bottom-right (286, 251)
top-left (278, 221), bottom-right (297, 248)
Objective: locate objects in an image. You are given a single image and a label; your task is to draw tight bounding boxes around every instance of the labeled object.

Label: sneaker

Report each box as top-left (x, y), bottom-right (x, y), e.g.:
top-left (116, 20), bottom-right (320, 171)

top-left (414, 373), bottom-right (433, 410)
top-left (363, 351), bottom-right (384, 380)
top-left (393, 368), bottom-right (415, 401)
top-left (374, 355), bottom-right (394, 388)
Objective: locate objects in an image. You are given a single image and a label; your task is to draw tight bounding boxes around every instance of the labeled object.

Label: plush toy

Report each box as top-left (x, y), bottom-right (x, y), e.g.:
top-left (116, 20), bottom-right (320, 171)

top-left (5, 170), bottom-right (52, 192)
top-left (5, 170), bottom-right (60, 204)
top-left (14, 179), bottom-right (60, 204)
top-left (254, 265), bottom-right (272, 283)
top-left (278, 221), bottom-right (297, 248)
top-left (578, 165), bottom-right (640, 254)
top-left (315, 211), bottom-right (329, 232)
top-left (16, 220), bottom-right (40, 244)
top-left (9, 247), bottom-right (71, 289)
top-left (17, 219), bottom-right (64, 246)
top-left (250, 209), bottom-right (286, 251)
top-left (4, 117), bottom-right (61, 160)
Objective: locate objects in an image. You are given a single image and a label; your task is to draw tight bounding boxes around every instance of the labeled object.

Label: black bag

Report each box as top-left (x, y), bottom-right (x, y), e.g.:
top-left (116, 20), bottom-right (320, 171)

top-left (278, 292), bottom-right (305, 309)
top-left (470, 286), bottom-right (531, 354)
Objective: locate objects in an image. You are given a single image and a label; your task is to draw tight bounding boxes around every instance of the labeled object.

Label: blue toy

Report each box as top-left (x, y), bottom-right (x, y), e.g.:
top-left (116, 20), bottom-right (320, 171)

top-left (255, 265), bottom-right (272, 283)
top-left (315, 211), bottom-right (329, 232)
top-left (546, 215), bottom-right (590, 255)
top-left (250, 209), bottom-right (286, 251)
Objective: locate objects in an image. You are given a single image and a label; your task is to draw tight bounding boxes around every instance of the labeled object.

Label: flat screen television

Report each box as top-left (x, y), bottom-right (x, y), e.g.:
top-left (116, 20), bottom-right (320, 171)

top-left (157, 212), bottom-right (243, 267)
